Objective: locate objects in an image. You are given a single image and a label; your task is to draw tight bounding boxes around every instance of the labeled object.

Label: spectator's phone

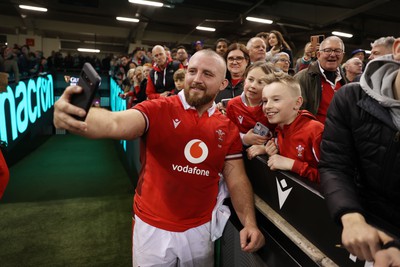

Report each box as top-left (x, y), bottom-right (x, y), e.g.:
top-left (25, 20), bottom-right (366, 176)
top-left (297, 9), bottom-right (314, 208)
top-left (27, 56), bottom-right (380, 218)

top-left (310, 35), bottom-right (325, 56)
top-left (221, 98), bottom-right (231, 108)
top-left (70, 63), bottom-right (101, 120)
top-left (310, 35), bottom-right (325, 45)
top-left (253, 122), bottom-right (272, 137)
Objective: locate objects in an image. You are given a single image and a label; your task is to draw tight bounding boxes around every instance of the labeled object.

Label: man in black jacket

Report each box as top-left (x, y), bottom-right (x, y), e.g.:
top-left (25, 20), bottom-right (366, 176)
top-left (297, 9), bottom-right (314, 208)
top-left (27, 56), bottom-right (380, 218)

top-left (319, 38), bottom-right (400, 264)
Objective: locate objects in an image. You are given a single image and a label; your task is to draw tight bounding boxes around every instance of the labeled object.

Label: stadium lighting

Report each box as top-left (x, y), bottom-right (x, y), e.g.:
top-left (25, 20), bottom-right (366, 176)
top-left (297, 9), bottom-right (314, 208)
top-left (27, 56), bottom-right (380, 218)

top-left (332, 31), bottom-right (353, 38)
top-left (128, 0), bottom-right (163, 7)
top-left (19, 5), bottom-right (47, 12)
top-left (196, 26), bottom-right (216, 32)
top-left (116, 17), bottom-right (139, 23)
top-left (77, 48), bottom-right (100, 53)
top-left (246, 16), bottom-right (273, 24)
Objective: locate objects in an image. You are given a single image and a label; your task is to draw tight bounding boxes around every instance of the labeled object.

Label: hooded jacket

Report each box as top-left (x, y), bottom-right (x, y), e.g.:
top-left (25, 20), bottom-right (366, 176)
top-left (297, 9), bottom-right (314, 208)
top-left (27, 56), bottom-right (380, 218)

top-left (319, 54), bottom-right (400, 234)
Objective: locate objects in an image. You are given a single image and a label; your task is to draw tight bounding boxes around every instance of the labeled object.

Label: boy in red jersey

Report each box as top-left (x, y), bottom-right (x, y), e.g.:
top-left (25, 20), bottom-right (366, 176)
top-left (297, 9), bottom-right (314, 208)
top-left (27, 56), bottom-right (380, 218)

top-left (53, 49), bottom-right (265, 266)
top-left (251, 71), bottom-right (323, 182)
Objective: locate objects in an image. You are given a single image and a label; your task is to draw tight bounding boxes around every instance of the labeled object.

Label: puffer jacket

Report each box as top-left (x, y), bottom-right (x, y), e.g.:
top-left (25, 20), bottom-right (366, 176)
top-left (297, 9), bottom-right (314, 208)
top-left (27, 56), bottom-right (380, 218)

top-left (319, 82), bottom-right (400, 233)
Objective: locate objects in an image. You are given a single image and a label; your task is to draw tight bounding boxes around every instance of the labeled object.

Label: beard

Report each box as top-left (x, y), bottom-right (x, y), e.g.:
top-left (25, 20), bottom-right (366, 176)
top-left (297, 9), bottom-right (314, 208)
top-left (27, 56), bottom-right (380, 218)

top-left (184, 83), bottom-right (215, 108)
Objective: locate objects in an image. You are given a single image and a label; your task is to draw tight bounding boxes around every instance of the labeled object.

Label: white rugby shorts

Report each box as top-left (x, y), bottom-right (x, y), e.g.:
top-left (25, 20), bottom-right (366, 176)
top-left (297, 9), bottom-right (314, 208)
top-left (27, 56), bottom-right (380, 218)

top-left (132, 215), bottom-right (214, 267)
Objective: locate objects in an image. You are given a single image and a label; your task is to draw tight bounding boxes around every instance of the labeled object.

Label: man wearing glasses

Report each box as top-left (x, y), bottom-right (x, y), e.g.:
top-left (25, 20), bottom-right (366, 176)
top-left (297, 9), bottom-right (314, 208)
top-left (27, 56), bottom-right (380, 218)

top-left (294, 36), bottom-right (347, 124)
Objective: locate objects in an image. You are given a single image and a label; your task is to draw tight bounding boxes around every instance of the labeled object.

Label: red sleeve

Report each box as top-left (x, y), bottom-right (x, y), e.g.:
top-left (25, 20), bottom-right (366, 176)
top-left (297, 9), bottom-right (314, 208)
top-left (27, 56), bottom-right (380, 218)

top-left (225, 120), bottom-right (243, 160)
top-left (292, 160), bottom-right (320, 183)
top-left (291, 126), bottom-right (323, 183)
top-left (145, 74), bottom-right (160, 100)
top-left (0, 151), bottom-right (10, 199)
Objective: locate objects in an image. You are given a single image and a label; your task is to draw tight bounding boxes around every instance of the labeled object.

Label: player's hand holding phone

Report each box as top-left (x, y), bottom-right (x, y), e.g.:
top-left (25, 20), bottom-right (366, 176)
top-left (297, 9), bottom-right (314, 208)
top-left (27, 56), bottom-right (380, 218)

top-left (70, 63), bottom-right (101, 120)
top-left (54, 63), bottom-right (101, 131)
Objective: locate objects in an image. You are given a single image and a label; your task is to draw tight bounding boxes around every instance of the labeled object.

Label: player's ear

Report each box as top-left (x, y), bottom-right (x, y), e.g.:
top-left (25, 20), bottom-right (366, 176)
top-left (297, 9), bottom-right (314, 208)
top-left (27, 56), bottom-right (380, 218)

top-left (219, 78), bottom-right (229, 91)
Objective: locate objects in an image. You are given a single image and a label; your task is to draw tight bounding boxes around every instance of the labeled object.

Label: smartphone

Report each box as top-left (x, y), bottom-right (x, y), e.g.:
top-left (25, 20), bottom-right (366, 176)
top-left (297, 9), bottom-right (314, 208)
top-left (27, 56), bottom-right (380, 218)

top-left (70, 62), bottom-right (101, 120)
top-left (311, 35), bottom-right (325, 45)
top-left (253, 122), bottom-right (272, 137)
top-left (221, 98), bottom-right (231, 108)
top-left (310, 35), bottom-right (325, 56)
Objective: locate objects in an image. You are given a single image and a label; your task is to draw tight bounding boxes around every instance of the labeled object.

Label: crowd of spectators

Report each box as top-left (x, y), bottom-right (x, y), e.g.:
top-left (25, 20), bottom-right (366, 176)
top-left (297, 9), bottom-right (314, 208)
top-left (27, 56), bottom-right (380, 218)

top-left (2, 30), bottom-right (399, 266)
top-left (1, 32), bottom-right (387, 88)
top-left (0, 44), bottom-right (112, 83)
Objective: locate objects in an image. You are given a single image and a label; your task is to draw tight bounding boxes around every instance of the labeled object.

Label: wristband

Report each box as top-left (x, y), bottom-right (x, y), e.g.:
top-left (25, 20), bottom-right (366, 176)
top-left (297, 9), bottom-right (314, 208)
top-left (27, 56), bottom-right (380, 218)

top-left (382, 240), bottom-right (400, 250)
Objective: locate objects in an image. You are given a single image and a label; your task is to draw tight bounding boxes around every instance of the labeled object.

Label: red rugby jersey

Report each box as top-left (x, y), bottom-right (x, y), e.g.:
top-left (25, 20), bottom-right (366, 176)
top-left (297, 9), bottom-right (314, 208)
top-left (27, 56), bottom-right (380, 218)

top-left (275, 110), bottom-right (324, 183)
top-left (133, 92), bottom-right (242, 232)
top-left (226, 93), bottom-right (273, 135)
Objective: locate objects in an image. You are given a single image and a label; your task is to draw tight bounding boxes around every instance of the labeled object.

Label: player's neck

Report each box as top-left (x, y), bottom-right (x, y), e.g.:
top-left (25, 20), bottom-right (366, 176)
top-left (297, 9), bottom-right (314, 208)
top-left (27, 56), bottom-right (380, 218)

top-left (196, 105), bottom-right (211, 117)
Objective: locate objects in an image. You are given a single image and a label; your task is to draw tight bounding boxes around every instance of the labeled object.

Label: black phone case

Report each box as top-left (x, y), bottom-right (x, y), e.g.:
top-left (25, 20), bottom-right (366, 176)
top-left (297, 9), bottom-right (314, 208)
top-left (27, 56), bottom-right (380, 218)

top-left (70, 62), bottom-right (101, 121)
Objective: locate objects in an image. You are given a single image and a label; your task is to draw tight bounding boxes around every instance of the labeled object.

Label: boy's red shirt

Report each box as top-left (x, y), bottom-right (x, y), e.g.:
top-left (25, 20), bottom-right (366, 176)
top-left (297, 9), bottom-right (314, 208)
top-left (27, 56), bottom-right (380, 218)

top-left (275, 110), bottom-right (324, 182)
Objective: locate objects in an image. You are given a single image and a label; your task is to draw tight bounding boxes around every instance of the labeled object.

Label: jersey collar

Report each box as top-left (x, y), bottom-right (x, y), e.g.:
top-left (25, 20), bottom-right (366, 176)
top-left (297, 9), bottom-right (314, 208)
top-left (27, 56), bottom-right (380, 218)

top-left (178, 90), bottom-right (217, 117)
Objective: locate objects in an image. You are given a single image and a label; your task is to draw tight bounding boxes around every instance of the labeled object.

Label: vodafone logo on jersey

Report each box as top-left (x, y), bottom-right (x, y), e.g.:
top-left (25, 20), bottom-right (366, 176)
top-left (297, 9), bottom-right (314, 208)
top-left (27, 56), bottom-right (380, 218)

top-left (172, 139), bottom-right (210, 176)
top-left (184, 139), bottom-right (209, 164)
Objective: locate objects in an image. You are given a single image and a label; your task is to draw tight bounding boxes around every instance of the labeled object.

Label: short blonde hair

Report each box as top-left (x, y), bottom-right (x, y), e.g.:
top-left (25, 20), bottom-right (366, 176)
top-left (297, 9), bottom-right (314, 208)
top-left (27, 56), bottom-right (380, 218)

top-left (262, 71), bottom-right (301, 97)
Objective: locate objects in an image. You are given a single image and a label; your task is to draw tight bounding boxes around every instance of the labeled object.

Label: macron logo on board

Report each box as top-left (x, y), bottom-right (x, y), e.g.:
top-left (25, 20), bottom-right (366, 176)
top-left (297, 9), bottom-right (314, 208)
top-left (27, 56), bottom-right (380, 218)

top-left (276, 177), bottom-right (292, 209)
